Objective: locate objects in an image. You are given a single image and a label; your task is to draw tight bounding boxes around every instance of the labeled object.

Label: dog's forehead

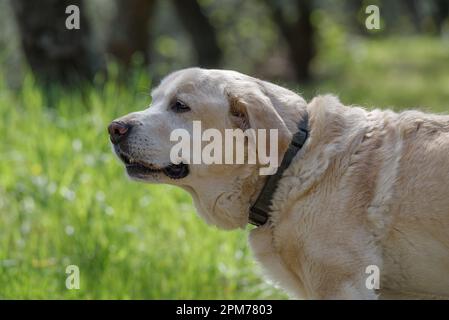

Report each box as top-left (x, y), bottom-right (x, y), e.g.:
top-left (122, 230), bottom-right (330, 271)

top-left (151, 68), bottom-right (206, 100)
top-left (151, 69), bottom-right (238, 107)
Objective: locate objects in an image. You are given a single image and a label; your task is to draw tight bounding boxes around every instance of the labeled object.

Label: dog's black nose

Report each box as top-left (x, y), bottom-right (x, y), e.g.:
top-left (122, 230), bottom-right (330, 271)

top-left (108, 121), bottom-right (131, 144)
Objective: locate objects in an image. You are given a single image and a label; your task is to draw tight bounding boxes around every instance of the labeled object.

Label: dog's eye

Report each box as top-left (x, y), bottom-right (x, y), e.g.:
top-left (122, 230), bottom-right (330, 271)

top-left (172, 100), bottom-right (191, 113)
top-left (230, 109), bottom-right (244, 118)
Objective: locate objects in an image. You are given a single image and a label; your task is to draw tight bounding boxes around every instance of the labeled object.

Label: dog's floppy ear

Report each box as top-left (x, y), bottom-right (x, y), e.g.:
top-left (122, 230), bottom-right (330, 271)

top-left (225, 81), bottom-right (292, 158)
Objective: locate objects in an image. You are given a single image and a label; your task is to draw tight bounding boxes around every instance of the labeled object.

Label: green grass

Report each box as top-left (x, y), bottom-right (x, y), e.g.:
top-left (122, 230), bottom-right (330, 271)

top-left (1, 36), bottom-right (449, 299)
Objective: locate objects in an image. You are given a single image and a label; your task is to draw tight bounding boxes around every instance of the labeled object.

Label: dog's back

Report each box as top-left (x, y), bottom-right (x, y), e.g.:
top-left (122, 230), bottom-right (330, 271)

top-left (380, 110), bottom-right (449, 298)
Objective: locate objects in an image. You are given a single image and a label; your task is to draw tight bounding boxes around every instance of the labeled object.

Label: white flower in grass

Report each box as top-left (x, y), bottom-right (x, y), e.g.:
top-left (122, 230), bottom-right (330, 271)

top-left (11, 150), bottom-right (24, 162)
top-left (21, 222), bottom-right (31, 234)
top-left (123, 225), bottom-right (137, 233)
top-left (47, 182), bottom-right (57, 194)
top-left (105, 206), bottom-right (115, 216)
top-left (177, 227), bottom-right (185, 239)
top-left (80, 173), bottom-right (91, 183)
top-left (2, 259), bottom-right (17, 267)
top-left (22, 196), bottom-right (35, 213)
top-left (72, 139), bottom-right (83, 152)
top-left (65, 225), bottom-right (75, 236)
top-left (218, 262), bottom-right (228, 274)
top-left (95, 191), bottom-right (105, 202)
top-left (84, 154), bottom-right (95, 166)
top-left (234, 250), bottom-right (244, 260)
top-left (138, 242), bottom-right (146, 252)
top-left (32, 175), bottom-right (48, 187)
top-left (16, 239), bottom-right (25, 248)
top-left (60, 186), bottom-right (76, 201)
top-left (100, 153), bottom-right (110, 163)
top-left (139, 196), bottom-right (152, 207)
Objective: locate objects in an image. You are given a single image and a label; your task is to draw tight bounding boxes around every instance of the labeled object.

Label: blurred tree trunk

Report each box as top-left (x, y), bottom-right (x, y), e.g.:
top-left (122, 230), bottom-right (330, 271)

top-left (264, 0), bottom-right (315, 82)
top-left (434, 0), bottom-right (449, 34)
top-left (345, 0), bottom-right (367, 34)
top-left (11, 0), bottom-right (98, 85)
top-left (403, 0), bottom-right (422, 32)
top-left (172, 0), bottom-right (221, 67)
top-left (107, 0), bottom-right (156, 66)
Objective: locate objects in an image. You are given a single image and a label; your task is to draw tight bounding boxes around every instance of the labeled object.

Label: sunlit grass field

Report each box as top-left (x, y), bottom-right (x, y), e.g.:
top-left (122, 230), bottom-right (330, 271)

top-left (1, 36), bottom-right (449, 299)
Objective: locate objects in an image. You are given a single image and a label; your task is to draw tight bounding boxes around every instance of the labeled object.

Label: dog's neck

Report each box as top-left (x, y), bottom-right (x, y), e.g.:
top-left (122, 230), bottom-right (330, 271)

top-left (264, 95), bottom-right (373, 228)
top-left (248, 111), bottom-right (309, 226)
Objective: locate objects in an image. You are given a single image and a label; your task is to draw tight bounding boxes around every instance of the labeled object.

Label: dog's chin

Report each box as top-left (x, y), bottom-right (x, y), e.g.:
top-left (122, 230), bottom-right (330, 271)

top-left (125, 162), bottom-right (189, 181)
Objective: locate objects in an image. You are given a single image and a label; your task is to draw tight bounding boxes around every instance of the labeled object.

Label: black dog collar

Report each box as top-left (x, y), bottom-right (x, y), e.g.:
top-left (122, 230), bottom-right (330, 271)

top-left (249, 112), bottom-right (309, 226)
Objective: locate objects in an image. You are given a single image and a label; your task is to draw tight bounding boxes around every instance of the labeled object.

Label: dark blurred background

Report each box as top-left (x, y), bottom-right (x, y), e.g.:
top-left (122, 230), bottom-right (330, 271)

top-left (2, 0), bottom-right (449, 87)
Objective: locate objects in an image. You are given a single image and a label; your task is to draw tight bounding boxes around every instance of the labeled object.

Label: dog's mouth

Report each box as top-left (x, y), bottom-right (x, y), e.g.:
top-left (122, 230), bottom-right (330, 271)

top-left (116, 149), bottom-right (189, 180)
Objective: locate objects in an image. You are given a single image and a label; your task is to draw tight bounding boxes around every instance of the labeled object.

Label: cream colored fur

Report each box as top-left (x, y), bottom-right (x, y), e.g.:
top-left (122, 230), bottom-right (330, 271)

top-left (112, 68), bottom-right (449, 299)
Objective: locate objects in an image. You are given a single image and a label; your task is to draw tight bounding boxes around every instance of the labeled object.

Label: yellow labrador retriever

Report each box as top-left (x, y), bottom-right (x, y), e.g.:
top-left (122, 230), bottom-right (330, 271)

top-left (108, 68), bottom-right (449, 299)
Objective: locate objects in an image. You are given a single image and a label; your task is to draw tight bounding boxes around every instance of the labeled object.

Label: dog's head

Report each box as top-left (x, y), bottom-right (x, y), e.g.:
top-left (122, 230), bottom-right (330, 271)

top-left (108, 68), bottom-right (306, 229)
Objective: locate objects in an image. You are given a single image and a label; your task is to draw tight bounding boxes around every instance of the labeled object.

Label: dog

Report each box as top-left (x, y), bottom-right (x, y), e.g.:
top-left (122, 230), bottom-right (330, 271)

top-left (108, 68), bottom-right (449, 299)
